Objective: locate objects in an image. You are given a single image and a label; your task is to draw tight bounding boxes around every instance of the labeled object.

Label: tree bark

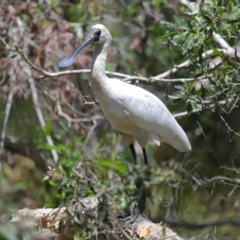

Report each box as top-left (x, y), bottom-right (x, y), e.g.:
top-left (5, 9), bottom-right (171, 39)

top-left (2, 198), bottom-right (183, 240)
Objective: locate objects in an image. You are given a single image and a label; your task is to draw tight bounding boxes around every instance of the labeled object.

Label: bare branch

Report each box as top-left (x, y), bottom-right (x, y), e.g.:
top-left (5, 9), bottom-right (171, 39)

top-left (212, 32), bottom-right (240, 60)
top-left (0, 37), bottom-right (234, 84)
top-left (0, 88), bottom-right (15, 172)
top-left (228, 94), bottom-right (240, 114)
top-left (63, 80), bottom-right (96, 106)
top-left (156, 217), bottom-right (240, 229)
top-left (39, 48), bottom-right (238, 82)
top-left (85, 79), bottom-right (99, 104)
top-left (56, 100), bottom-right (103, 127)
top-left (27, 76), bottom-right (59, 163)
top-left (212, 32), bottom-right (232, 49)
top-left (155, 48), bottom-right (240, 80)
top-left (167, 38), bottom-right (175, 68)
top-left (83, 119), bottom-right (98, 148)
top-left (227, 185), bottom-right (238, 198)
top-left (17, 58), bottom-right (59, 164)
top-left (212, 109), bottom-right (240, 137)
top-left (180, 167), bottom-right (240, 187)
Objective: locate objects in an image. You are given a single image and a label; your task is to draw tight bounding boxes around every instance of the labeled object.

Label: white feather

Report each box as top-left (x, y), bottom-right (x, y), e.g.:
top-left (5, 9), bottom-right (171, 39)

top-left (61, 23), bottom-right (192, 157)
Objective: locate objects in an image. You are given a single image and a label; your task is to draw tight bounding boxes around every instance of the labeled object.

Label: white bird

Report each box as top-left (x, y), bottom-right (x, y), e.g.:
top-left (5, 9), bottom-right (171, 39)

top-left (58, 24), bottom-right (191, 165)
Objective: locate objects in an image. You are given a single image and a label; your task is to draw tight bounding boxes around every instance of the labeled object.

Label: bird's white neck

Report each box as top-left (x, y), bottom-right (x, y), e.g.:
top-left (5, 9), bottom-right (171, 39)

top-left (91, 42), bottom-right (110, 86)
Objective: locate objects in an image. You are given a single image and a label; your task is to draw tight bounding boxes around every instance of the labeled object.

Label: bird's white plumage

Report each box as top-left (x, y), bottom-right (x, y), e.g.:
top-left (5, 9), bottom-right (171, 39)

top-left (90, 24), bottom-right (191, 152)
top-left (92, 77), bottom-right (191, 151)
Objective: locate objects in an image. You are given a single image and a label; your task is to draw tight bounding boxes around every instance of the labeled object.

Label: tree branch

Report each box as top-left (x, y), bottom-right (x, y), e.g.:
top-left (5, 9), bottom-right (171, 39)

top-left (56, 100), bottom-right (103, 128)
top-left (3, 201), bottom-right (184, 240)
top-left (180, 167), bottom-right (240, 187)
top-left (19, 61), bottom-right (59, 164)
top-left (156, 217), bottom-right (240, 229)
top-left (0, 37), bottom-right (59, 164)
top-left (212, 32), bottom-right (240, 60)
top-left (27, 76), bottom-right (59, 164)
top-left (38, 47), bottom-right (240, 82)
top-left (0, 88), bottom-right (15, 172)
top-left (212, 109), bottom-right (240, 137)
top-left (0, 37), bottom-right (235, 84)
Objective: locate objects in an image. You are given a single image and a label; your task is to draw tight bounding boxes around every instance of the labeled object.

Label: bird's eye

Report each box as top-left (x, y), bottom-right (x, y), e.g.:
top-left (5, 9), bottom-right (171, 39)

top-left (95, 29), bottom-right (101, 37)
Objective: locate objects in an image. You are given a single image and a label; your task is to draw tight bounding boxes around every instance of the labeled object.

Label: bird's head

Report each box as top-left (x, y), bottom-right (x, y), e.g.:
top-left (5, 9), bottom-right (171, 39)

top-left (91, 24), bottom-right (112, 45)
top-left (58, 24), bottom-right (112, 68)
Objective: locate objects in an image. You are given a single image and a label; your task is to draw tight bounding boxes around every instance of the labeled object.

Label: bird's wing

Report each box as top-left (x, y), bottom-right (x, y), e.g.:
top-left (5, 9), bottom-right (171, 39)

top-left (122, 86), bottom-right (176, 136)
top-left (116, 83), bottom-right (191, 151)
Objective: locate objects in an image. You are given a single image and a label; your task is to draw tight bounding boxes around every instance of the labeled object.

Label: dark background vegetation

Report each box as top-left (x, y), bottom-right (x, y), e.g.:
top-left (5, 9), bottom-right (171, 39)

top-left (1, 0), bottom-right (240, 239)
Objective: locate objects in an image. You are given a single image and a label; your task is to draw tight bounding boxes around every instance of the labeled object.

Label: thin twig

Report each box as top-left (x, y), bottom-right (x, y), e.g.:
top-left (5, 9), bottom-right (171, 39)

top-left (181, 167), bottom-right (240, 187)
top-left (228, 94), bottom-right (239, 114)
top-left (213, 109), bottom-right (240, 137)
top-left (85, 79), bottom-right (99, 104)
top-left (64, 80), bottom-right (96, 105)
top-left (0, 37), bottom-right (233, 84)
top-left (157, 217), bottom-right (240, 228)
top-left (227, 185), bottom-right (238, 198)
top-left (56, 100), bottom-right (103, 127)
top-left (83, 119), bottom-right (98, 148)
top-left (167, 38), bottom-right (175, 68)
top-left (0, 88), bottom-right (15, 172)
top-left (120, 228), bottom-right (133, 240)
top-left (196, 121), bottom-right (208, 140)
top-left (154, 48), bottom-right (237, 80)
top-left (27, 76), bottom-right (58, 163)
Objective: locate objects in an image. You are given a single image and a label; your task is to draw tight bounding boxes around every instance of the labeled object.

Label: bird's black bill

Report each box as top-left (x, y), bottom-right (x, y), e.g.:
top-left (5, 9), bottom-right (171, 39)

top-left (58, 29), bottom-right (99, 68)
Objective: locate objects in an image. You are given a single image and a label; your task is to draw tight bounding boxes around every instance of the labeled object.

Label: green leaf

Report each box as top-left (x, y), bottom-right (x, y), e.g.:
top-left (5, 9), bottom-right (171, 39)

top-left (14, 45), bottom-right (19, 52)
top-left (93, 159), bottom-right (127, 174)
top-left (40, 144), bottom-right (66, 153)
top-left (172, 98), bottom-right (183, 105)
top-left (160, 31), bottom-right (178, 38)
top-left (0, 225), bottom-right (18, 240)
top-left (57, 177), bottom-right (68, 190)
top-left (227, 1), bottom-right (233, 13)
top-left (174, 85), bottom-right (184, 90)
top-left (160, 20), bottom-right (174, 30)
top-left (217, 6), bottom-right (223, 15)
top-left (43, 119), bottom-right (52, 135)
top-left (229, 8), bottom-right (240, 20)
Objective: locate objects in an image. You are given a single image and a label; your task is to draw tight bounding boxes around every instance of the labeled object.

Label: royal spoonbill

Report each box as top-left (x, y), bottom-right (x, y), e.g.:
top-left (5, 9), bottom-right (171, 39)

top-left (58, 24), bottom-right (191, 165)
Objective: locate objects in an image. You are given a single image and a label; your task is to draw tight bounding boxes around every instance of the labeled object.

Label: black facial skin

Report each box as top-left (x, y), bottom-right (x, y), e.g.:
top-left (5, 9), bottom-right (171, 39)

top-left (94, 29), bottom-right (101, 39)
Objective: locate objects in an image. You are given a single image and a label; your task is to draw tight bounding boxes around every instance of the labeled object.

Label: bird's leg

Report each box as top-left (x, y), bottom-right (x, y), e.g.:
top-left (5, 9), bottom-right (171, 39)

top-left (129, 143), bottom-right (137, 165)
top-left (142, 148), bottom-right (148, 165)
